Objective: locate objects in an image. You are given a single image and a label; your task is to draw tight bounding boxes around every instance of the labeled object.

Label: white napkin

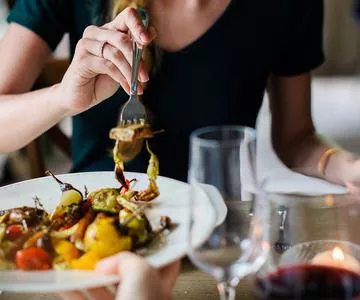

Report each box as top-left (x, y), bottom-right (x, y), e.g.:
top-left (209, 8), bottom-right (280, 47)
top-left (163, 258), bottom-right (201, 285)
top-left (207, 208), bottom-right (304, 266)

top-left (253, 96), bottom-right (347, 196)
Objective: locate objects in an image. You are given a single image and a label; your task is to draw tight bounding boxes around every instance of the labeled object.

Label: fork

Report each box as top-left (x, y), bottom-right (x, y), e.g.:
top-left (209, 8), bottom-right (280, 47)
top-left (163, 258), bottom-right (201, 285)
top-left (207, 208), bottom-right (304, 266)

top-left (118, 8), bottom-right (150, 125)
top-left (274, 205), bottom-right (291, 254)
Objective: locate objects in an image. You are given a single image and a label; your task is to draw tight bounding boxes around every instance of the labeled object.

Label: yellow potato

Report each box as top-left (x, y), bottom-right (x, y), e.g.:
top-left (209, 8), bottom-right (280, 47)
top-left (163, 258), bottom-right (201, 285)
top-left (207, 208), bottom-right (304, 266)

top-left (71, 251), bottom-right (101, 270)
top-left (84, 215), bottom-right (132, 258)
top-left (53, 240), bottom-right (81, 263)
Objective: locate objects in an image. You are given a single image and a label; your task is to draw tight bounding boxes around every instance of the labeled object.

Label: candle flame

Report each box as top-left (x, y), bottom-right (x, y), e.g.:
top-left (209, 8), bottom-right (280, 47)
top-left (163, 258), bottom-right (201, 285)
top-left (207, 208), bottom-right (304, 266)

top-left (332, 247), bottom-right (345, 262)
top-left (324, 195), bottom-right (334, 207)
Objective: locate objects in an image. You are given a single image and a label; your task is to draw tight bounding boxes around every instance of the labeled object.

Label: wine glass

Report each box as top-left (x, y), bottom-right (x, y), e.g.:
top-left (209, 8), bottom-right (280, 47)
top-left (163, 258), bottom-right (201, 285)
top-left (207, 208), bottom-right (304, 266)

top-left (187, 126), bottom-right (270, 300)
top-left (252, 170), bottom-right (360, 300)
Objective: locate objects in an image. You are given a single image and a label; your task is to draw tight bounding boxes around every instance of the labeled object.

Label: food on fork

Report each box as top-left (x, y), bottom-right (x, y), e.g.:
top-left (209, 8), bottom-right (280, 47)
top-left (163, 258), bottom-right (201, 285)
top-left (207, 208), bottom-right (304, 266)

top-left (110, 119), bottom-right (161, 199)
top-left (109, 123), bottom-right (155, 143)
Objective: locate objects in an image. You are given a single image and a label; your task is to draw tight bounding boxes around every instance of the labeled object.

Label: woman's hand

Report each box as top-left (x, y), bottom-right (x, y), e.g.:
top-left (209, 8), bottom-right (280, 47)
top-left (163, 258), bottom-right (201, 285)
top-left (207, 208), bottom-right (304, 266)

top-left (59, 8), bottom-right (156, 116)
top-left (337, 158), bottom-right (360, 194)
top-left (59, 252), bottom-right (181, 300)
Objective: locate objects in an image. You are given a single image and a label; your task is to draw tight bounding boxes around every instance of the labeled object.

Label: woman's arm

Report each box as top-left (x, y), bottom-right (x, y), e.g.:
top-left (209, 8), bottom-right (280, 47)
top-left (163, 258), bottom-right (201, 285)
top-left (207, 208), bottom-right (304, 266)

top-left (0, 8), bottom-right (155, 153)
top-left (0, 23), bottom-right (68, 153)
top-left (269, 73), bottom-right (358, 186)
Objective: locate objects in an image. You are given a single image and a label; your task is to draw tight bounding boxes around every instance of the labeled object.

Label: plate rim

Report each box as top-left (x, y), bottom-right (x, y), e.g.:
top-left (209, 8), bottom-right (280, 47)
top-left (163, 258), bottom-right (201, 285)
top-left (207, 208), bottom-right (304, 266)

top-left (0, 171), bottom-right (189, 192)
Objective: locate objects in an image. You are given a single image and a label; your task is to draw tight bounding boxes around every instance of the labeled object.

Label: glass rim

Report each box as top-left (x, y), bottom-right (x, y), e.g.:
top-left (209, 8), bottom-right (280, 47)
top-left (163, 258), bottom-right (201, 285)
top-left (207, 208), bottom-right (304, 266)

top-left (190, 125), bottom-right (256, 148)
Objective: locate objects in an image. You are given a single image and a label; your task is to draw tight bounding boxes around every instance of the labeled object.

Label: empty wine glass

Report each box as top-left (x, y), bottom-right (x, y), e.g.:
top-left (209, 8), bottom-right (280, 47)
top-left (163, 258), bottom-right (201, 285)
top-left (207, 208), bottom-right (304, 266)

top-left (187, 126), bottom-right (270, 300)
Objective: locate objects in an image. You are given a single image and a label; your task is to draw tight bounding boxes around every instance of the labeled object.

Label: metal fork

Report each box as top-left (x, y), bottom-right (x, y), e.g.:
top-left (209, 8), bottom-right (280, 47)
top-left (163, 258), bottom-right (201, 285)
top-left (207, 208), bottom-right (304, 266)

top-left (274, 205), bottom-right (291, 254)
top-left (118, 8), bottom-right (150, 125)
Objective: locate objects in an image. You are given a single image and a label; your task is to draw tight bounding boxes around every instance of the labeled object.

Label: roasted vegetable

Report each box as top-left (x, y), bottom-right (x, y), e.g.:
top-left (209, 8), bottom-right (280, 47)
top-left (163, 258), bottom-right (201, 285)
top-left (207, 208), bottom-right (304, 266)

top-left (5, 207), bottom-right (48, 227)
top-left (120, 179), bottom-right (136, 194)
top-left (36, 232), bottom-right (53, 253)
top-left (51, 223), bottom-right (79, 239)
top-left (0, 211), bottom-right (9, 224)
top-left (136, 142), bottom-right (160, 202)
top-left (113, 140), bottom-right (129, 189)
top-left (84, 215), bottom-right (132, 258)
top-left (53, 256), bottom-right (70, 270)
top-left (0, 224), bottom-right (6, 243)
top-left (0, 259), bottom-right (15, 270)
top-left (146, 141), bottom-right (159, 181)
top-left (23, 230), bottom-right (45, 249)
top-left (70, 210), bottom-right (95, 242)
top-left (5, 225), bottom-right (23, 241)
top-left (46, 171), bottom-right (83, 220)
top-left (109, 123), bottom-right (154, 143)
top-left (119, 210), bottom-right (149, 245)
top-left (53, 240), bottom-right (80, 263)
top-left (71, 251), bottom-right (101, 270)
top-left (117, 197), bottom-right (142, 216)
top-left (114, 139), bottom-right (144, 163)
top-left (88, 188), bottom-right (121, 213)
top-left (15, 247), bottom-right (52, 271)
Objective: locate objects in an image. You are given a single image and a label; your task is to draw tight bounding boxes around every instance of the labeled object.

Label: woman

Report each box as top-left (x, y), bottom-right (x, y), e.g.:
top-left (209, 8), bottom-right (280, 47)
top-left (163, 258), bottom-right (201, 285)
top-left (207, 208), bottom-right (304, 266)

top-left (0, 0), bottom-right (359, 185)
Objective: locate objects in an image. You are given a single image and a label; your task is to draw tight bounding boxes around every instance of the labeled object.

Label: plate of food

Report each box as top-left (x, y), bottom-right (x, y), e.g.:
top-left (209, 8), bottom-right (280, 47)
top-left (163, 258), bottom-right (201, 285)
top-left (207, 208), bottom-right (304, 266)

top-left (0, 166), bottom-right (222, 293)
top-left (0, 140), bottom-right (224, 294)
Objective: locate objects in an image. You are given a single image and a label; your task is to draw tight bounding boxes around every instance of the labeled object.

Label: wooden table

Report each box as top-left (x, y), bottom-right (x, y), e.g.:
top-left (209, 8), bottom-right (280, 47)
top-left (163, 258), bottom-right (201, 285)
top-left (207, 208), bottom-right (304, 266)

top-left (173, 259), bottom-right (254, 300)
top-left (4, 259), bottom-right (255, 300)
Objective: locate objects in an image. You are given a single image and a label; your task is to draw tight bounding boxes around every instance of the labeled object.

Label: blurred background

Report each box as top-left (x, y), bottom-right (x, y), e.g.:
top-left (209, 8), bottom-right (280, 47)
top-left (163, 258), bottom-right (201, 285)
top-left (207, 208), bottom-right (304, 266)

top-left (0, 0), bottom-right (359, 185)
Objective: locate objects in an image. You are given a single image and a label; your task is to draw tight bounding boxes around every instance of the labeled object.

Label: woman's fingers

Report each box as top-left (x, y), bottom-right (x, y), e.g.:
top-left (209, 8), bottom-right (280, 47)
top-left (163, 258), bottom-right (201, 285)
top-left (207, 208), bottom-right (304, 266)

top-left (107, 8), bottom-right (155, 45)
top-left (102, 43), bottom-right (144, 93)
top-left (102, 43), bottom-right (131, 86)
top-left (96, 252), bottom-right (150, 277)
top-left (83, 26), bottom-right (149, 83)
top-left (74, 38), bottom-right (130, 93)
top-left (86, 55), bottom-right (127, 88)
top-left (58, 287), bottom-right (115, 300)
top-left (77, 38), bottom-right (106, 58)
top-left (158, 260), bottom-right (181, 299)
top-left (96, 254), bottom-right (120, 275)
top-left (159, 260), bottom-right (181, 281)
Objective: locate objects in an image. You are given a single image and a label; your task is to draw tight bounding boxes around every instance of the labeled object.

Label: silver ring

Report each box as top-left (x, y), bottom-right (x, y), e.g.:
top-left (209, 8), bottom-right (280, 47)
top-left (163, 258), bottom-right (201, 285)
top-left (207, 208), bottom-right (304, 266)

top-left (99, 41), bottom-right (106, 58)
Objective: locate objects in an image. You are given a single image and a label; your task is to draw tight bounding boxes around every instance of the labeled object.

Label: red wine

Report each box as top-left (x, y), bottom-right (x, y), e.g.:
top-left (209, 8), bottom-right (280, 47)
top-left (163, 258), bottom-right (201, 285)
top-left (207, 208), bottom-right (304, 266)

top-left (255, 265), bottom-right (360, 299)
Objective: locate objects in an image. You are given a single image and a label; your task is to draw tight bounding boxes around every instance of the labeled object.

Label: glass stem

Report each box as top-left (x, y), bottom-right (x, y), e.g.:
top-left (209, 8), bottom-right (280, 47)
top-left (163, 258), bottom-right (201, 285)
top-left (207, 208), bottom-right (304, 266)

top-left (217, 281), bottom-right (236, 300)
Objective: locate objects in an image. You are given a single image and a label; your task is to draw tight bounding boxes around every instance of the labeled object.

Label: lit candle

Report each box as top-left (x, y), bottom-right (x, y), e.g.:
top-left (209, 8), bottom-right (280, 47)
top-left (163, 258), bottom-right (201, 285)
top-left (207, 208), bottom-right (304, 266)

top-left (312, 247), bottom-right (360, 274)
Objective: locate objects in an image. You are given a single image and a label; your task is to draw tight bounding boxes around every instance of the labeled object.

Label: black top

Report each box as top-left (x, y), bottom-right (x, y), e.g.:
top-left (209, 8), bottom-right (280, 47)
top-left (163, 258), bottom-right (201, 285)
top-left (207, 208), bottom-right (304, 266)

top-left (8, 0), bottom-right (324, 182)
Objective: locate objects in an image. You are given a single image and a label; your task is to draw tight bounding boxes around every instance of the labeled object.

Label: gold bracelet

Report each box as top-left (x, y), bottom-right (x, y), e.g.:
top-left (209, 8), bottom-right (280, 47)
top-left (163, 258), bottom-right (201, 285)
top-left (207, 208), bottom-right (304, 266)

top-left (318, 148), bottom-right (339, 177)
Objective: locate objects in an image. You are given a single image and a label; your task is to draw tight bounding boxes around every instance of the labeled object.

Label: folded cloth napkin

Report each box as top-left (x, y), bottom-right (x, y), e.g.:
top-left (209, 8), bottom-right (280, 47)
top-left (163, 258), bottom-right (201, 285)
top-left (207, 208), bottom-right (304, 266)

top-left (253, 96), bottom-right (347, 196)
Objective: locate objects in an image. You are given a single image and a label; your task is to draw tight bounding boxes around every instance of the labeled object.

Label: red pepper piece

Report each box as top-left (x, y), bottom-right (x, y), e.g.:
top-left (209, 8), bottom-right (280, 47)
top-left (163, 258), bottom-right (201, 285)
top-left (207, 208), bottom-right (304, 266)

top-left (6, 225), bottom-right (23, 241)
top-left (16, 247), bottom-right (52, 271)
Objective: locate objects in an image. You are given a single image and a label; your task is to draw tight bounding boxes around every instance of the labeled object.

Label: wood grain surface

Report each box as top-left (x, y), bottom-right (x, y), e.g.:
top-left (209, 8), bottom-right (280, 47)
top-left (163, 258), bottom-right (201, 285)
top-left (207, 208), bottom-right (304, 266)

top-left (3, 260), bottom-right (256, 300)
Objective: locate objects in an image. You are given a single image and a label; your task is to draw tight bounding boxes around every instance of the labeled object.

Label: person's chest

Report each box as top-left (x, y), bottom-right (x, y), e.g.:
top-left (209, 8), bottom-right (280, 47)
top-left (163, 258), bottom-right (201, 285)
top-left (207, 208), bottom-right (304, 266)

top-left (143, 0), bottom-right (288, 132)
top-left (68, 0), bottom-right (288, 55)
top-left (68, 0), bottom-right (291, 130)
top-left (149, 0), bottom-right (231, 52)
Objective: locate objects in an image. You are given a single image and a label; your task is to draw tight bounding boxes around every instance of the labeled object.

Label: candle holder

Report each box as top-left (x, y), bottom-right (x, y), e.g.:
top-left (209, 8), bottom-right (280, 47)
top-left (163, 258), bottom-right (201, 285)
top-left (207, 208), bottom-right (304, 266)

top-left (252, 190), bottom-right (360, 300)
top-left (279, 240), bottom-right (360, 274)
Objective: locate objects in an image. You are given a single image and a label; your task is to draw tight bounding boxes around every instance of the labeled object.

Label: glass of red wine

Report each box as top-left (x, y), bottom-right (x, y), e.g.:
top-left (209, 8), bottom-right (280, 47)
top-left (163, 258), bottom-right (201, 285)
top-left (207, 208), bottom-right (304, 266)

top-left (187, 126), bottom-right (270, 300)
top-left (253, 191), bottom-right (360, 300)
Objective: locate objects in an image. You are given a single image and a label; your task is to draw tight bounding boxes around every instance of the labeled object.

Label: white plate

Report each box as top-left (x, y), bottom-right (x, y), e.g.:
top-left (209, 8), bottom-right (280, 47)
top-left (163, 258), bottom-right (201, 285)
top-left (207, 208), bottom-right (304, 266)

top-left (0, 171), bottom-right (223, 293)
